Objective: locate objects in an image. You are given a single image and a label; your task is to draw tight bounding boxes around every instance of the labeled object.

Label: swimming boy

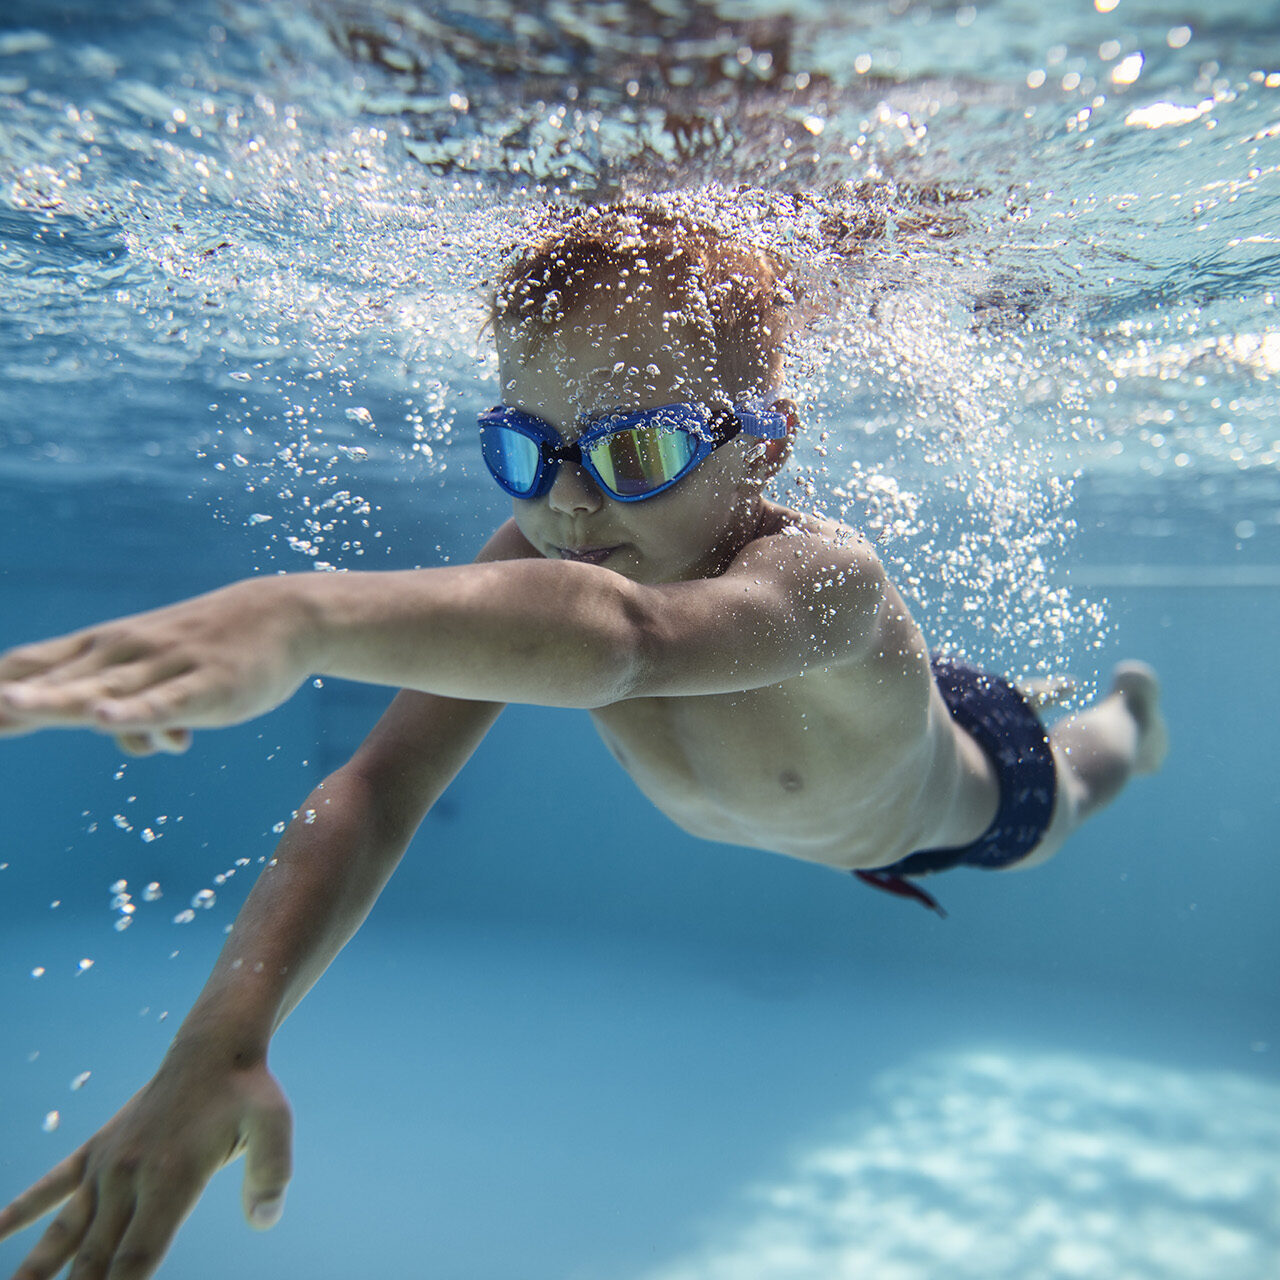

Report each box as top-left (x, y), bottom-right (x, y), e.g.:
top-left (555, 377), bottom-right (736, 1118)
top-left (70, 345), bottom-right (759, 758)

top-left (0, 205), bottom-right (1164, 1280)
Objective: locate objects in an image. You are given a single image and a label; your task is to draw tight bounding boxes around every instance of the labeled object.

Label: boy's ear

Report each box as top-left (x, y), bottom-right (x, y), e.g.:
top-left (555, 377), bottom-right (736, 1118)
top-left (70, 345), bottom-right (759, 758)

top-left (747, 398), bottom-right (798, 479)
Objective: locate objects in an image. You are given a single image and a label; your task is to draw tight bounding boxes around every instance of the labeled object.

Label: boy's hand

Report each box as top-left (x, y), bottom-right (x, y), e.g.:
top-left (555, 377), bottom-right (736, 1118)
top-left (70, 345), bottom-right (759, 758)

top-left (0, 579), bottom-right (316, 742)
top-left (0, 1051), bottom-right (292, 1280)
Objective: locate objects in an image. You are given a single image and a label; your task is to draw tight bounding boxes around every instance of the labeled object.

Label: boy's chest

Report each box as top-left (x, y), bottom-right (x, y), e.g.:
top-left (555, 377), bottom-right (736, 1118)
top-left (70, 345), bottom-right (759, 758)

top-left (588, 676), bottom-right (923, 863)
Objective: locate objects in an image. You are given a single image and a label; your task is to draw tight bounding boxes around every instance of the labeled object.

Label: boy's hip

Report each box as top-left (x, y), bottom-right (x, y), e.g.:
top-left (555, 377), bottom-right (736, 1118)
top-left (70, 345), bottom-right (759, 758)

top-left (873, 654), bottom-right (1057, 877)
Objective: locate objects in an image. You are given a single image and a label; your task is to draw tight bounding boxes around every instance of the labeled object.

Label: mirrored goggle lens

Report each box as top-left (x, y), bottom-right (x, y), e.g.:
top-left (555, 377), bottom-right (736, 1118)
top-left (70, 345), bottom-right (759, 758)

top-left (481, 424), bottom-right (542, 494)
top-left (586, 425), bottom-right (699, 497)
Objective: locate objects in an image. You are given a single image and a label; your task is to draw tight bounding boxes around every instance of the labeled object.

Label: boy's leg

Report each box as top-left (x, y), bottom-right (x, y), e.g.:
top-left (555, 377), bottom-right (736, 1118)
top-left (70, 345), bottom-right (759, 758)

top-left (1014, 661), bottom-right (1167, 869)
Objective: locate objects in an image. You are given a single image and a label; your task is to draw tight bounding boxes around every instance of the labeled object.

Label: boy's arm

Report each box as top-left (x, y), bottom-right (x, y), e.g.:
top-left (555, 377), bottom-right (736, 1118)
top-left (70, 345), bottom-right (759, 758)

top-left (0, 520), bottom-right (897, 735)
top-left (0, 690), bottom-right (500, 1280)
top-left (310, 521), bottom-right (900, 701)
top-left (0, 528), bottom-right (533, 1280)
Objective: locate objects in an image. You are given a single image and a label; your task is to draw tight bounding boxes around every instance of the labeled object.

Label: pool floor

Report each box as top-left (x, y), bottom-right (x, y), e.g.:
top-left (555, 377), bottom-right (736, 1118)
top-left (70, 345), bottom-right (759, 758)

top-left (3, 920), bottom-right (1276, 1280)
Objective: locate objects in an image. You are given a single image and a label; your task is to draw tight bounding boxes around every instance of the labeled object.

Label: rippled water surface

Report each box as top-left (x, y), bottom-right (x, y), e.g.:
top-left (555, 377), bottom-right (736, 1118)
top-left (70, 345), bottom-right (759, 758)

top-left (4, 0), bottom-right (1280, 665)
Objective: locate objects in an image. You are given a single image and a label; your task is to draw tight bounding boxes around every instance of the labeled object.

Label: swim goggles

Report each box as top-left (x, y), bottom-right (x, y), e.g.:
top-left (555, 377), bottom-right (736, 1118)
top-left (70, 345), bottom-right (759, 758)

top-left (478, 401), bottom-right (790, 503)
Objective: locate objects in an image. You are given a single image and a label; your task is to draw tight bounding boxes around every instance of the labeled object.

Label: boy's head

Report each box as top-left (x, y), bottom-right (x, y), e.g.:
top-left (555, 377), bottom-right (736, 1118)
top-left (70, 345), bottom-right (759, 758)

top-left (484, 205), bottom-right (798, 583)
top-left (492, 204), bottom-right (794, 404)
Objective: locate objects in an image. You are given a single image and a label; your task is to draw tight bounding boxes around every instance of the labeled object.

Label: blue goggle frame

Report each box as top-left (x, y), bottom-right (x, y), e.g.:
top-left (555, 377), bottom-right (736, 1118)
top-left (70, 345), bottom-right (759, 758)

top-left (478, 401), bottom-right (790, 503)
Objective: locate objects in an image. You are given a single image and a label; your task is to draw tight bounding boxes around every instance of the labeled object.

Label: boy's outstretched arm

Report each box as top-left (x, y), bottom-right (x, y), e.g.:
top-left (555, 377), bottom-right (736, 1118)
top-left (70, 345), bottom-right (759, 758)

top-left (0, 518), bottom-right (891, 737)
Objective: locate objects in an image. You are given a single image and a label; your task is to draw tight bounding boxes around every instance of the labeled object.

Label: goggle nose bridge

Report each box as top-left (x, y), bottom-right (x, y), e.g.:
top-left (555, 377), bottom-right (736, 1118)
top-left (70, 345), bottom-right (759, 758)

top-left (542, 438), bottom-right (585, 467)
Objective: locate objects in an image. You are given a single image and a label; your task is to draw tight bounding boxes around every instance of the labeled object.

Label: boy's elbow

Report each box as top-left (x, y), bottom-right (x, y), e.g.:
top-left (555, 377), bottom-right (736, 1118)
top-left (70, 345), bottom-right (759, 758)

top-left (331, 753), bottom-right (440, 851)
top-left (591, 581), bottom-right (660, 705)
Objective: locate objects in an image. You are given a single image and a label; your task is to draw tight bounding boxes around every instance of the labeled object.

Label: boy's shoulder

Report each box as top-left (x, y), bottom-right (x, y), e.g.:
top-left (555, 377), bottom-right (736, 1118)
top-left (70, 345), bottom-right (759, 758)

top-left (716, 501), bottom-right (898, 662)
top-left (734, 501), bottom-right (887, 587)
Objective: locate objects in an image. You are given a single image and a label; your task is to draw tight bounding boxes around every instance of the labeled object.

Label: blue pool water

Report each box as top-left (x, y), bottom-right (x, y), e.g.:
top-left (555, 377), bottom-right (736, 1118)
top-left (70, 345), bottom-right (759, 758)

top-left (2, 2), bottom-right (1278, 1277)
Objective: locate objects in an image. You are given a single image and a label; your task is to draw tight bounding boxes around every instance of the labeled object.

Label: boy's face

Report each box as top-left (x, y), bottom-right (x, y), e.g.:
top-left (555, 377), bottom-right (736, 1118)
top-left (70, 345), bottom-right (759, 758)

top-left (496, 286), bottom-right (772, 584)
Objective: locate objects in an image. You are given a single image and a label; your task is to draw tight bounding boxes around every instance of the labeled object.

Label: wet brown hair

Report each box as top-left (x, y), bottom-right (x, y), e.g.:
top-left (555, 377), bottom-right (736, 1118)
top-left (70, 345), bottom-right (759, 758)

top-left (492, 204), bottom-right (794, 400)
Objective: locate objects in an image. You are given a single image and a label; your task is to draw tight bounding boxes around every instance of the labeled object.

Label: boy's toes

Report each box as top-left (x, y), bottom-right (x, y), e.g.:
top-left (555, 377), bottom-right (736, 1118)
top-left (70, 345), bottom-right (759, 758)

top-left (1110, 660), bottom-right (1159, 715)
top-left (1016, 673), bottom-right (1077, 712)
top-left (1111, 660), bottom-right (1167, 773)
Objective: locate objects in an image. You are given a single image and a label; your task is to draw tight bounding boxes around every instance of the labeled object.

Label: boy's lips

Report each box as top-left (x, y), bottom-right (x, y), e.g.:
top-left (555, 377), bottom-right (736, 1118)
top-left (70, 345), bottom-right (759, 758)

top-left (555, 544), bottom-right (620, 565)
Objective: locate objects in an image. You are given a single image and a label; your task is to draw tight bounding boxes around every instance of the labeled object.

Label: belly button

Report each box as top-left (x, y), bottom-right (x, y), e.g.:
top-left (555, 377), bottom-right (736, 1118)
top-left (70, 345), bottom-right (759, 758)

top-left (779, 770), bottom-right (804, 793)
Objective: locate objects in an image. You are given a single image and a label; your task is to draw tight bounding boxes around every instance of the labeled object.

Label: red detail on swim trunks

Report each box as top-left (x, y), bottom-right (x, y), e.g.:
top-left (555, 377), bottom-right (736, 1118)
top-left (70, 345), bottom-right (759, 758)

top-left (855, 870), bottom-right (948, 918)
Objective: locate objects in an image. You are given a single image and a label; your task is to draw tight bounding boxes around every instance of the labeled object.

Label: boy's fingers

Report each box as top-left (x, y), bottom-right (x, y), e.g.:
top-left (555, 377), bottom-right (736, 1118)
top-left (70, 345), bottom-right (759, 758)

top-left (1, 671), bottom-right (212, 735)
top-left (10, 1188), bottom-right (92, 1280)
top-left (240, 1095), bottom-right (293, 1230)
top-left (0, 634), bottom-right (90, 682)
top-left (93, 672), bottom-right (224, 732)
top-left (0, 682), bottom-right (117, 724)
top-left (112, 729), bottom-right (192, 757)
top-left (1, 658), bottom-right (180, 722)
top-left (7, 644), bottom-right (132, 687)
top-left (65, 1187), bottom-right (135, 1280)
top-left (0, 1149), bottom-right (86, 1240)
top-left (100, 1180), bottom-right (205, 1280)
top-left (0, 711), bottom-right (38, 737)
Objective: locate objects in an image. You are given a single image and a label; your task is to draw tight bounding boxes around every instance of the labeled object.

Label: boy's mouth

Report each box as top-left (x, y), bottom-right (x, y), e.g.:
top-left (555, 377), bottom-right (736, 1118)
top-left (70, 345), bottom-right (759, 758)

top-left (555, 545), bottom-right (619, 565)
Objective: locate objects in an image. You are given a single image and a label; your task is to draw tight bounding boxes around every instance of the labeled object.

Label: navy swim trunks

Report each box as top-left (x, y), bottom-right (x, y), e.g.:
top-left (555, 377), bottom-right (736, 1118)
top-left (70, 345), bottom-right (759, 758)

top-left (856, 655), bottom-right (1057, 916)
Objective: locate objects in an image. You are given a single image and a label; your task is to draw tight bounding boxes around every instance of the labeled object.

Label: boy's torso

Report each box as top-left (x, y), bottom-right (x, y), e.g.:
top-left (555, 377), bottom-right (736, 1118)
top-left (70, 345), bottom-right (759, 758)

top-left (588, 515), bottom-right (986, 871)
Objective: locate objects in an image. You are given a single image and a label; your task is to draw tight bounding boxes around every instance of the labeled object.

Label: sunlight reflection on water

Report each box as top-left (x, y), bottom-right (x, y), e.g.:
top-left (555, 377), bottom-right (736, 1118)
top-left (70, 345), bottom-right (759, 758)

top-left (642, 1049), bottom-right (1280, 1280)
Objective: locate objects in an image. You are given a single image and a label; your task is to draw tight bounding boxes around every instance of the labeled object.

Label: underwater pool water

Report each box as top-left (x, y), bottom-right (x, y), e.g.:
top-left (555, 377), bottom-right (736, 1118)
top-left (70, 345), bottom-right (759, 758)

top-left (1, 1), bottom-right (1277, 1277)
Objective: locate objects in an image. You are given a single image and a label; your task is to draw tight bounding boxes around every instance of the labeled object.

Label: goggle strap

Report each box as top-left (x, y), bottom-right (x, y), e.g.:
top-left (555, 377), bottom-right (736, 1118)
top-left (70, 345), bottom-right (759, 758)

top-left (733, 405), bottom-right (790, 439)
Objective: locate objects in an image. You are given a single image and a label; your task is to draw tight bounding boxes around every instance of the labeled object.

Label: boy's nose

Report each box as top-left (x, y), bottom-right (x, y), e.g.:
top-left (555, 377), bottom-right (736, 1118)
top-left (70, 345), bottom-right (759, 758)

top-left (547, 460), bottom-right (605, 515)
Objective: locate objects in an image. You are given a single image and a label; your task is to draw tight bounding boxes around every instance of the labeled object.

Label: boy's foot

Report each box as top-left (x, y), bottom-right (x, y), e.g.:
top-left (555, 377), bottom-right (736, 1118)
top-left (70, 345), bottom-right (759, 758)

top-left (1017, 673), bottom-right (1077, 713)
top-left (1110, 660), bottom-right (1168, 774)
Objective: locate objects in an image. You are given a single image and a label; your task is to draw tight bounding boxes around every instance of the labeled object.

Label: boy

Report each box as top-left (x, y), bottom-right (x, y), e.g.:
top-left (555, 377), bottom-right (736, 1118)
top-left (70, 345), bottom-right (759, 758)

top-left (0, 205), bottom-right (1164, 1280)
